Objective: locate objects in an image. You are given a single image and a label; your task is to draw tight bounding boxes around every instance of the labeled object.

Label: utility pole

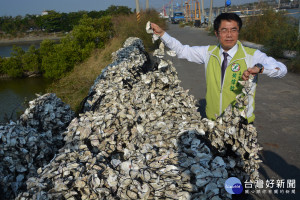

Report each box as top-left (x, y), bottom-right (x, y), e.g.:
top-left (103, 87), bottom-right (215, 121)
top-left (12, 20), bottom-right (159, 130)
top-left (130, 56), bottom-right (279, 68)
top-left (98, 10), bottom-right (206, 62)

top-left (201, 0), bottom-right (205, 17)
top-left (181, 0), bottom-right (184, 12)
top-left (209, 0), bottom-right (213, 26)
top-left (135, 0), bottom-right (141, 22)
top-left (171, 0), bottom-right (174, 17)
top-left (146, 0), bottom-right (149, 11)
top-left (278, 0), bottom-right (281, 9)
top-left (298, 17), bottom-right (300, 40)
top-left (195, 0), bottom-right (201, 27)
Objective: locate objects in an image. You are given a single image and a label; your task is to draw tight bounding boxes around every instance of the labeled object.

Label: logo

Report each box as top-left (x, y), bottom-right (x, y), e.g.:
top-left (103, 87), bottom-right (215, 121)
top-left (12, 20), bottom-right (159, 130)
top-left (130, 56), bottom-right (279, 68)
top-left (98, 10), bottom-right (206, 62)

top-left (225, 177), bottom-right (243, 194)
top-left (231, 63), bottom-right (240, 72)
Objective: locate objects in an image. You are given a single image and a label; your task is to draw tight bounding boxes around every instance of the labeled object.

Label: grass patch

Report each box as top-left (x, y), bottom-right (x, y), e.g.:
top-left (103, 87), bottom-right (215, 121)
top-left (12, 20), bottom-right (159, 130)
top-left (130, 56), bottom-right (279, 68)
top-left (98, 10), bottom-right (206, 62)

top-left (286, 55), bottom-right (300, 74)
top-left (46, 37), bottom-right (123, 113)
top-left (112, 9), bottom-right (167, 52)
top-left (47, 10), bottom-right (166, 113)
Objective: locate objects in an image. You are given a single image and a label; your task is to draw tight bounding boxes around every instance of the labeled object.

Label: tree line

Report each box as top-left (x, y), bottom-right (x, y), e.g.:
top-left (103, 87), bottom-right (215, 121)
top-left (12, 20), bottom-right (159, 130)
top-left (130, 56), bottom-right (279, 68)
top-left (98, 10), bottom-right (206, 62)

top-left (0, 5), bottom-right (132, 35)
top-left (0, 6), bottom-right (133, 79)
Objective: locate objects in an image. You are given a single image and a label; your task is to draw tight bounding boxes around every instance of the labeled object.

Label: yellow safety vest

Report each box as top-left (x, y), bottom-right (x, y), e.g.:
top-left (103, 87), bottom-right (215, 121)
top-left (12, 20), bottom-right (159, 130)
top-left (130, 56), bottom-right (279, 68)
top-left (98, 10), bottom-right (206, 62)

top-left (205, 41), bottom-right (257, 123)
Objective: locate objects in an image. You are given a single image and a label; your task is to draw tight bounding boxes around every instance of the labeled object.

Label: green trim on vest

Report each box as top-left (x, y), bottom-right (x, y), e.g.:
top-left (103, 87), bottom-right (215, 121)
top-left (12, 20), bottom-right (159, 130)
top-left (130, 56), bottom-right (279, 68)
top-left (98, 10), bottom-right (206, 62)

top-left (206, 41), bottom-right (256, 123)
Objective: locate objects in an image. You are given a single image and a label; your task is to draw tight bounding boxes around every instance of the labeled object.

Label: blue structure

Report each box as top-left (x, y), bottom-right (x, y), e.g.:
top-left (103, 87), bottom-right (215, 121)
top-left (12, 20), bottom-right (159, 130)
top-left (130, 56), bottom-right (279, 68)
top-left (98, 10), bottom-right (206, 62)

top-left (226, 0), bottom-right (231, 7)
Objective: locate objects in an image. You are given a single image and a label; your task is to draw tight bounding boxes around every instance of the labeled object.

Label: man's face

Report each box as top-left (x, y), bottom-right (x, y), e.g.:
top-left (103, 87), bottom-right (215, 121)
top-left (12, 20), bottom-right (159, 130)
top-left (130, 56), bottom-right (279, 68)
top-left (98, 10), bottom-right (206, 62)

top-left (215, 20), bottom-right (239, 51)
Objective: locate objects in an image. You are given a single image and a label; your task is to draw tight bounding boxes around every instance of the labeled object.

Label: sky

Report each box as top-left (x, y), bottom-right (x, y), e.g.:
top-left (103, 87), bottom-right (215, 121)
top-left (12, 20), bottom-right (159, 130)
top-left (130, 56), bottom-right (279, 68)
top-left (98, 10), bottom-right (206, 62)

top-left (0, 0), bottom-right (259, 17)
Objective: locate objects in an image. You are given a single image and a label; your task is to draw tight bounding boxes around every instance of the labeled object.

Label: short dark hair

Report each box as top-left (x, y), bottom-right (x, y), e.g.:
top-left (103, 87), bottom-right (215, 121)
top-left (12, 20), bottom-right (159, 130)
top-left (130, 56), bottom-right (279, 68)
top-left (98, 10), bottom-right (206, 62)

top-left (213, 13), bottom-right (242, 32)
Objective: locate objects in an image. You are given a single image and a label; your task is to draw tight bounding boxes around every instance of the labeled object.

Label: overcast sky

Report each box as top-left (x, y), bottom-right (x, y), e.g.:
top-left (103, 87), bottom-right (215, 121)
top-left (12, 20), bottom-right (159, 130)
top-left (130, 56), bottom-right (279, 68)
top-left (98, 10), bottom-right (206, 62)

top-left (0, 0), bottom-right (259, 17)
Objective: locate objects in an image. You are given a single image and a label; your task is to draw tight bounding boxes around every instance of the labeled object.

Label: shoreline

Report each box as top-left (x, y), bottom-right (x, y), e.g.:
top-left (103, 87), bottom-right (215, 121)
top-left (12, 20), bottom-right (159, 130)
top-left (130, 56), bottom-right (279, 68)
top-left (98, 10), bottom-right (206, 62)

top-left (0, 71), bottom-right (42, 80)
top-left (0, 35), bottom-right (62, 46)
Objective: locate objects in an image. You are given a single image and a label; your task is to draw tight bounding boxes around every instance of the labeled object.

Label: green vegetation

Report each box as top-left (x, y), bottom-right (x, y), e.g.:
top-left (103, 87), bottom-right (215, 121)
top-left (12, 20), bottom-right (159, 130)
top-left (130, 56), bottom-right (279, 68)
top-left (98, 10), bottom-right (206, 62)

top-left (46, 10), bottom-right (166, 113)
top-left (0, 7), bottom-right (120, 79)
top-left (22, 45), bottom-right (40, 72)
top-left (240, 10), bottom-right (299, 55)
top-left (0, 57), bottom-right (3, 74)
top-left (0, 5), bottom-right (131, 36)
top-left (40, 15), bottom-right (113, 79)
top-left (1, 46), bottom-right (24, 77)
top-left (240, 9), bottom-right (300, 72)
top-left (0, 8), bottom-right (165, 114)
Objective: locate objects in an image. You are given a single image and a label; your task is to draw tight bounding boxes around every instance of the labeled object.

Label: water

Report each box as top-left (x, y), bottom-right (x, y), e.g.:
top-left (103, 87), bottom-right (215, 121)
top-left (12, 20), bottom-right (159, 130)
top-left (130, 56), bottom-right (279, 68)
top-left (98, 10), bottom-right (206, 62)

top-left (0, 43), bottom-right (40, 57)
top-left (0, 43), bottom-right (50, 124)
top-left (286, 8), bottom-right (300, 20)
top-left (0, 77), bottom-right (52, 123)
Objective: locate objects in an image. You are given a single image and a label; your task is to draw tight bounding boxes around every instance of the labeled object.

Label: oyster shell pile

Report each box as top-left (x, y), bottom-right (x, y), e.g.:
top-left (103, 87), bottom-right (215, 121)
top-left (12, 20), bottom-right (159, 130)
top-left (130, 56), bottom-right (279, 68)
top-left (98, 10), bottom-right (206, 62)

top-left (13, 37), bottom-right (262, 200)
top-left (204, 75), bottom-right (263, 182)
top-left (19, 93), bottom-right (74, 133)
top-left (0, 93), bottom-right (75, 200)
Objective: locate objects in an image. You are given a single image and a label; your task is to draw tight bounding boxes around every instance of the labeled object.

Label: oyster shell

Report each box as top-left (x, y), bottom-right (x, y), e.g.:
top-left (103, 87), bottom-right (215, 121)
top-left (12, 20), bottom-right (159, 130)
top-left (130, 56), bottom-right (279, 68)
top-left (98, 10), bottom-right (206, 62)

top-left (10, 35), bottom-right (262, 200)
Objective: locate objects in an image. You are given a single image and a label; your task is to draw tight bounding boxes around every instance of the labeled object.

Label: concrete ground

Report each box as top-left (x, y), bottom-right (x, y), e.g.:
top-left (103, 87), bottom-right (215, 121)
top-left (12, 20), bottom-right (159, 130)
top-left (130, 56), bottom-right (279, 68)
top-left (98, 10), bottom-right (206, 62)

top-left (163, 23), bottom-right (300, 200)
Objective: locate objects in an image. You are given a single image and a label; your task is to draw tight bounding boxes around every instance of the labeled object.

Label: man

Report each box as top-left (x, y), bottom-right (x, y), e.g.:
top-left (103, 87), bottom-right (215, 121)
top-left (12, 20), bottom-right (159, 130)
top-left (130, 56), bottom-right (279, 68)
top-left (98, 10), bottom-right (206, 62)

top-left (151, 13), bottom-right (287, 123)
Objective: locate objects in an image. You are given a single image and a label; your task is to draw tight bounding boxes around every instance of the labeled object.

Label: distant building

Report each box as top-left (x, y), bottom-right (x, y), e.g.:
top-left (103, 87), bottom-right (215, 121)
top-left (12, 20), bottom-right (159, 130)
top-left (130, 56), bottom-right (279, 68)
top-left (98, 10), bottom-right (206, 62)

top-left (279, 0), bottom-right (299, 8)
top-left (41, 11), bottom-right (49, 16)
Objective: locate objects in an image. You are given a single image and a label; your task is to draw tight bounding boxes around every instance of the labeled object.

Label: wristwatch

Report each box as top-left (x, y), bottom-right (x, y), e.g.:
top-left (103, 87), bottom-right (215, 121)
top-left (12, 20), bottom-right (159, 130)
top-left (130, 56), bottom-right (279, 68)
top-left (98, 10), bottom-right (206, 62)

top-left (255, 63), bottom-right (264, 74)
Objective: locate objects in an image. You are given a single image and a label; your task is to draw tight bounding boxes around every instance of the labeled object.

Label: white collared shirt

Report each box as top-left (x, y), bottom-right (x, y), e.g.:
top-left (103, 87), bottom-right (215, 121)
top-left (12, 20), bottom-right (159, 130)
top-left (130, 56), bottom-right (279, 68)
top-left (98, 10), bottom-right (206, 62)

top-left (161, 32), bottom-right (287, 78)
top-left (220, 44), bottom-right (238, 67)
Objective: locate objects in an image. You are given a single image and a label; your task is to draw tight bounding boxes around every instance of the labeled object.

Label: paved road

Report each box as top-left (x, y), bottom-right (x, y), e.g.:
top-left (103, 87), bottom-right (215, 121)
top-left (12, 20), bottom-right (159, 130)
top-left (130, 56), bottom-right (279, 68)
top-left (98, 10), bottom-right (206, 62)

top-left (164, 23), bottom-right (300, 200)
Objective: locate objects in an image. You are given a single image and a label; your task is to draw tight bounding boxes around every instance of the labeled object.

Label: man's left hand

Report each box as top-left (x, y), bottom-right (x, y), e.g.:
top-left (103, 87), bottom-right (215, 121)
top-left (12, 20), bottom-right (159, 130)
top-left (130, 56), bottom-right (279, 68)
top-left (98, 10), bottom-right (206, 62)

top-left (242, 66), bottom-right (260, 81)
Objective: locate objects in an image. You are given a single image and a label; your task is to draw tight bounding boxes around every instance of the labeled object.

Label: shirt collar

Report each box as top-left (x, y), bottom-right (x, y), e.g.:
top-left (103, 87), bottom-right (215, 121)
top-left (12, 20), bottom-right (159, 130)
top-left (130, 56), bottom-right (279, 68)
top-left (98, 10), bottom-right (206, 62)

top-left (220, 43), bottom-right (238, 58)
